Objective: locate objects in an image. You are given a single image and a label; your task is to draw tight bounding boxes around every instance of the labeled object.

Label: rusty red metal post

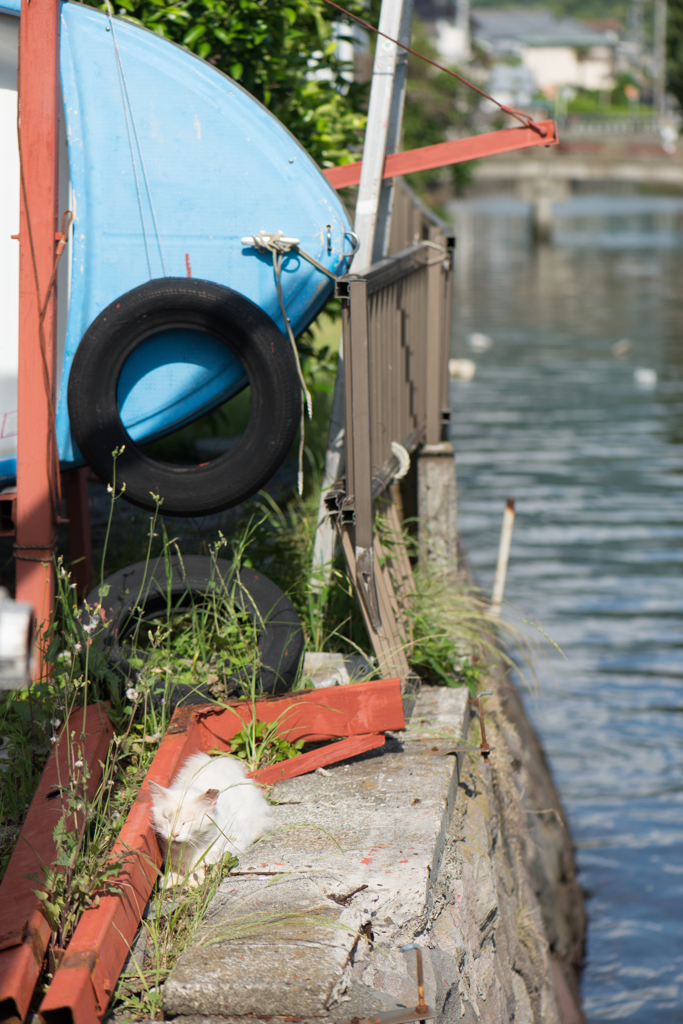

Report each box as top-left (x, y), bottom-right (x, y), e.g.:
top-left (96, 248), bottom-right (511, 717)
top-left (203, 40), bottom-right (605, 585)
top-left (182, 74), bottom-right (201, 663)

top-left (64, 468), bottom-right (93, 597)
top-left (15, 0), bottom-right (61, 647)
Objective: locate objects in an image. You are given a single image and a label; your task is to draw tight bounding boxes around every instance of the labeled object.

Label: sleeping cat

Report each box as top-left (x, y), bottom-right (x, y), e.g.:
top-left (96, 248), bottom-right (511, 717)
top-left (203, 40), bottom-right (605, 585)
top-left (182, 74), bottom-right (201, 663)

top-left (149, 752), bottom-right (271, 887)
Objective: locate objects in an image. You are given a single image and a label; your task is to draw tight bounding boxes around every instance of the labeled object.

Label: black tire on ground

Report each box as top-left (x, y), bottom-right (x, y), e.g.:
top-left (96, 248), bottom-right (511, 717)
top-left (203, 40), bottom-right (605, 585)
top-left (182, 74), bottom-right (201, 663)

top-left (68, 278), bottom-right (301, 517)
top-left (87, 555), bottom-right (304, 697)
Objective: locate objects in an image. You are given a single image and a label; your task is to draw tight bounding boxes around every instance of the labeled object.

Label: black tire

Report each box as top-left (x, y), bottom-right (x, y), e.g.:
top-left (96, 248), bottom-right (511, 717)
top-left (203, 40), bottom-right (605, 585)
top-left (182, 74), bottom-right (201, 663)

top-left (87, 555), bottom-right (304, 698)
top-left (68, 278), bottom-right (301, 517)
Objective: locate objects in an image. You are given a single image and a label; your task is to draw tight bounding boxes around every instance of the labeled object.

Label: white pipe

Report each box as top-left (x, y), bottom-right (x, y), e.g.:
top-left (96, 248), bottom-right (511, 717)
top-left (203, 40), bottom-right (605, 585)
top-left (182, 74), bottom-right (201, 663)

top-left (490, 498), bottom-right (515, 616)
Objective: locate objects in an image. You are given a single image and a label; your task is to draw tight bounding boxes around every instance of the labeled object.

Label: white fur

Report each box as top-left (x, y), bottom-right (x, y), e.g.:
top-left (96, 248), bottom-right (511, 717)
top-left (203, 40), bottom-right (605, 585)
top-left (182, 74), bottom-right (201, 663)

top-left (149, 752), bottom-right (270, 886)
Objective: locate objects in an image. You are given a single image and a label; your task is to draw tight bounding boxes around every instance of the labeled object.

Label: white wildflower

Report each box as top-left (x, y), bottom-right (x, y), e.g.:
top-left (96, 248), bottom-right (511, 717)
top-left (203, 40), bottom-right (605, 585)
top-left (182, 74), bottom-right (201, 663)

top-left (74, 642), bottom-right (82, 652)
top-left (126, 687), bottom-right (139, 701)
top-left (50, 718), bottom-right (61, 728)
top-left (151, 732), bottom-right (161, 742)
top-left (107, 483), bottom-right (113, 493)
top-left (82, 614), bottom-right (99, 634)
top-left (50, 736), bottom-right (57, 744)
top-left (112, 811), bottom-right (121, 821)
top-left (74, 759), bottom-right (83, 769)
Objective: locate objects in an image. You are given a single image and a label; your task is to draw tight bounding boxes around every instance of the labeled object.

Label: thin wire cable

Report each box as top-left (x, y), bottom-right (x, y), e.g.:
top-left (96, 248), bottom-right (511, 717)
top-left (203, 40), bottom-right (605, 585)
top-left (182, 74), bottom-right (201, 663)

top-left (104, 0), bottom-right (169, 276)
top-left (317, 0), bottom-right (547, 135)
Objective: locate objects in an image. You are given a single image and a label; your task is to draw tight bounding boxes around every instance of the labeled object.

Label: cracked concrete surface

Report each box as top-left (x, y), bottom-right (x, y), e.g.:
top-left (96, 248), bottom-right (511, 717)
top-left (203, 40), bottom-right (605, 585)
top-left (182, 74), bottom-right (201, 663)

top-left (162, 682), bottom-right (585, 1024)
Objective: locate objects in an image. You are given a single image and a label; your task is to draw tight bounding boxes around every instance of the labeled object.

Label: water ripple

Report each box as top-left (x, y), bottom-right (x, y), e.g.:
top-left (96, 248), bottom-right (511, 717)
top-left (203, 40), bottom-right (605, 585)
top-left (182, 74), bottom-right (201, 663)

top-left (449, 195), bottom-right (683, 1023)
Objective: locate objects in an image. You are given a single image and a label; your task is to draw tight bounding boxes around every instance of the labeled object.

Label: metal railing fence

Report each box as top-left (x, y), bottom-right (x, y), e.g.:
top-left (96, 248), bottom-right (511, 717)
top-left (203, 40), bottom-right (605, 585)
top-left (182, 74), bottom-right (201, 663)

top-left (326, 184), bottom-right (454, 681)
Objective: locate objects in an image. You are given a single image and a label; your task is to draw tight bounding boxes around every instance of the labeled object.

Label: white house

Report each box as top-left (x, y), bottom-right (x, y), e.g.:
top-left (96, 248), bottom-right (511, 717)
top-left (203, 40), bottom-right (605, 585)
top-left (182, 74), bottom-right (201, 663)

top-left (470, 9), bottom-right (617, 95)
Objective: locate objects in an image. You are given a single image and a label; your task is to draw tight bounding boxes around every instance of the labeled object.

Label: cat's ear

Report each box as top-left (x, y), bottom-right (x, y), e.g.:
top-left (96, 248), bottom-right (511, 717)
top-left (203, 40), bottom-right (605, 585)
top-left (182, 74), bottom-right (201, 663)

top-left (199, 788), bottom-right (219, 809)
top-left (148, 781), bottom-right (168, 799)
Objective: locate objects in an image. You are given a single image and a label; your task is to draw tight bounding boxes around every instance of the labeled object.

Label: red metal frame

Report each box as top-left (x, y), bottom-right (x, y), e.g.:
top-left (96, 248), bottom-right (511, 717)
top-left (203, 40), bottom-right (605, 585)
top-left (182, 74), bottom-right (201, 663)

top-left (39, 679), bottom-right (404, 1024)
top-left (15, 0), bottom-right (61, 645)
top-left (323, 120), bottom-right (559, 190)
top-left (63, 468), bottom-right (93, 598)
top-left (0, 704), bottom-right (113, 1024)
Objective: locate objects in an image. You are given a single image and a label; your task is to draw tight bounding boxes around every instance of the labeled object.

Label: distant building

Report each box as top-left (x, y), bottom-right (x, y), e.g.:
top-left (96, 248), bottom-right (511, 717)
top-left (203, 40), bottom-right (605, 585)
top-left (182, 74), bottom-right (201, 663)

top-left (470, 9), bottom-right (617, 95)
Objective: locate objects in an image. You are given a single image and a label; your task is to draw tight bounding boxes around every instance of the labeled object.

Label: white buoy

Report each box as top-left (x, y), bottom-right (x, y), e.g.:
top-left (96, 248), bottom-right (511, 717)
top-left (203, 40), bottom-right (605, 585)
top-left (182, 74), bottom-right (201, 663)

top-left (468, 332), bottom-right (493, 352)
top-left (611, 338), bottom-right (632, 357)
top-left (448, 358), bottom-right (476, 381)
top-left (634, 367), bottom-right (657, 388)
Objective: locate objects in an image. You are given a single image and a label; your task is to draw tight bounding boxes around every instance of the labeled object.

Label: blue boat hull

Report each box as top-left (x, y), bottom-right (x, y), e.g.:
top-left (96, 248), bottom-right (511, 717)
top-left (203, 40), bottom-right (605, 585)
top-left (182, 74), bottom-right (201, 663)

top-left (0, 0), bottom-right (351, 481)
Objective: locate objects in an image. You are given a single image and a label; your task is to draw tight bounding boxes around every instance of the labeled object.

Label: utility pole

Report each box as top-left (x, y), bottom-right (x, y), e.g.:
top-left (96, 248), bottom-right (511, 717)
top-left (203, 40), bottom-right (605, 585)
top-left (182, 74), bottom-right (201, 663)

top-left (311, 0), bottom-right (412, 587)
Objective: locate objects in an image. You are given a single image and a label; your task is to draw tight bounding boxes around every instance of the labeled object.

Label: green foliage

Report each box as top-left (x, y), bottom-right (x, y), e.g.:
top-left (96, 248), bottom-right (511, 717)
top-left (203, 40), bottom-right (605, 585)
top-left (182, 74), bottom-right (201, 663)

top-left (115, 855), bottom-right (235, 1019)
top-left (91, 0), bottom-right (377, 167)
top-left (228, 718), bottom-right (305, 770)
top-left (402, 19), bottom-right (478, 199)
top-left (668, 0), bottom-right (683, 108)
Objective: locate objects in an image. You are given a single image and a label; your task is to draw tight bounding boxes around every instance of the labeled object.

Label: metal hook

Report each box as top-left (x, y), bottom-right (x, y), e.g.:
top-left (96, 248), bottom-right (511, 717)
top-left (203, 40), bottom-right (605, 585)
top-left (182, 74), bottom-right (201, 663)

top-left (344, 229), bottom-right (360, 258)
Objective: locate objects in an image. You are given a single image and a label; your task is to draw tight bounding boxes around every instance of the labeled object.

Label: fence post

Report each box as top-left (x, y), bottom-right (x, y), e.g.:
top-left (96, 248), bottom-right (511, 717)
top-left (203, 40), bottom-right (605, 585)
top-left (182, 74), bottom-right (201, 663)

top-left (343, 278), bottom-right (380, 630)
top-left (417, 443), bottom-right (458, 573)
top-left (418, 226), bottom-right (457, 572)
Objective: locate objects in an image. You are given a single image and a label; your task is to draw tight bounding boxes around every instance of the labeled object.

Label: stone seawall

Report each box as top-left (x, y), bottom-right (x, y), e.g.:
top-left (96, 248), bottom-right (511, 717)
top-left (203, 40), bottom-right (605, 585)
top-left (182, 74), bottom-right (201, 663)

top-left (161, 680), bottom-right (585, 1024)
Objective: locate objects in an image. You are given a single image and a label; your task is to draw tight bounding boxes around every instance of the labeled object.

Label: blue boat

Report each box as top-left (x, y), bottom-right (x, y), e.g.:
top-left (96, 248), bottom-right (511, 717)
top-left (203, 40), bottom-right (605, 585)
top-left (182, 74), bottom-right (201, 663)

top-left (0, 0), bottom-right (352, 506)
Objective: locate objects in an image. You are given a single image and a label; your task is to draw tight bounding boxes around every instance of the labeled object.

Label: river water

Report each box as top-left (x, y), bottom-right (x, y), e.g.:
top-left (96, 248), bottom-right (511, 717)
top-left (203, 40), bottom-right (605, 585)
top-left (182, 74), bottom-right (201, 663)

top-left (447, 194), bottom-right (683, 1022)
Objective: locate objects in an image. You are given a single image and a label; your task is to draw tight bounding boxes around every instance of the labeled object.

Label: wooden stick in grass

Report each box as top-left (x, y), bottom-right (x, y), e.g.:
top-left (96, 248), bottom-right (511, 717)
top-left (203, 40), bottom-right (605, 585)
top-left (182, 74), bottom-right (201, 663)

top-left (491, 499), bottom-right (515, 617)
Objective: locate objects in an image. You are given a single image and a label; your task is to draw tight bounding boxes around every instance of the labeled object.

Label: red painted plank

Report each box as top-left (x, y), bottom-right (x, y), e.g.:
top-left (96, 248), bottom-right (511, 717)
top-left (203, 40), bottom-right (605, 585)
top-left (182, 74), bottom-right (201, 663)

top-left (40, 718), bottom-right (205, 1024)
top-left (251, 732), bottom-right (386, 785)
top-left (197, 677), bottom-right (404, 749)
top-left (41, 680), bottom-right (405, 1024)
top-left (0, 703), bottom-right (113, 1022)
top-left (323, 120), bottom-right (559, 190)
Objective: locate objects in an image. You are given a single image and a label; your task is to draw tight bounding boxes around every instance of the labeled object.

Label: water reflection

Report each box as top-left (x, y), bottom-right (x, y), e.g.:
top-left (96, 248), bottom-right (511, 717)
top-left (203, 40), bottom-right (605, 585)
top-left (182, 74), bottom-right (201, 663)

top-left (448, 195), bottom-right (683, 1022)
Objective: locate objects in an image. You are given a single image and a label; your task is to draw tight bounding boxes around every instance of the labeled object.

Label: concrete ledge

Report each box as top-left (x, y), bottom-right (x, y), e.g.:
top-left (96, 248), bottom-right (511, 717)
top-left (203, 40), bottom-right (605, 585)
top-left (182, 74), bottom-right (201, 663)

top-left (163, 686), bottom-right (470, 1020)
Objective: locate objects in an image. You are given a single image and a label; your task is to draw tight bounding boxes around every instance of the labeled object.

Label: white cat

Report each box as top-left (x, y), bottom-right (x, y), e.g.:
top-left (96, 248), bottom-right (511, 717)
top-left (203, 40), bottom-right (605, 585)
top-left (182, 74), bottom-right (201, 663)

top-left (149, 752), bottom-right (271, 887)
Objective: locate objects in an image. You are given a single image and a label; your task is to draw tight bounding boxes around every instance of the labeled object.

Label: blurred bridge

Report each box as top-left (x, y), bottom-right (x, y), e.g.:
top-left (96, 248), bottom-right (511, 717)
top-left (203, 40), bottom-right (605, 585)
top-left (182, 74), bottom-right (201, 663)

top-left (471, 115), bottom-right (683, 237)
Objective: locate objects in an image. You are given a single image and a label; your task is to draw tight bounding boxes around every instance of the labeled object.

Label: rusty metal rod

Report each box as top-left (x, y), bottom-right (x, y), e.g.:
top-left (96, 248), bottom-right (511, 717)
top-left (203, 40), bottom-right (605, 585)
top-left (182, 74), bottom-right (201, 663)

top-left (491, 498), bottom-right (515, 616)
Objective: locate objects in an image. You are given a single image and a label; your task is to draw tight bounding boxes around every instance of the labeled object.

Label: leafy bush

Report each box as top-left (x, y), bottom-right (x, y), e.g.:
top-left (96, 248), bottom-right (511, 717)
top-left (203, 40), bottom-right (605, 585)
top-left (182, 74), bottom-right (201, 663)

top-left (91, 0), bottom-right (377, 166)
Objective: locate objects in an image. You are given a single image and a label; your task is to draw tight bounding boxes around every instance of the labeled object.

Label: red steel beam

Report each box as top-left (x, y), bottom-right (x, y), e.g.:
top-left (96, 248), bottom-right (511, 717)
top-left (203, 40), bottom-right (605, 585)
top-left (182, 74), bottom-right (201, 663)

top-left (252, 732), bottom-right (386, 785)
top-left (0, 704), bottom-right (113, 1024)
top-left (323, 119), bottom-right (559, 190)
top-left (196, 677), bottom-right (404, 748)
top-left (40, 680), bottom-right (405, 1024)
top-left (16, 0), bottom-right (61, 648)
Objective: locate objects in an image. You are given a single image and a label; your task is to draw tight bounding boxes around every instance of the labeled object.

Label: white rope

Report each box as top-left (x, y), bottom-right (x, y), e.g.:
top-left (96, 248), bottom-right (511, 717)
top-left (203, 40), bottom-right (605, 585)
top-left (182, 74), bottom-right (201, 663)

top-left (241, 231), bottom-right (315, 495)
top-left (104, 1), bottom-right (168, 278)
top-left (390, 441), bottom-right (410, 480)
top-left (240, 230), bottom-right (357, 495)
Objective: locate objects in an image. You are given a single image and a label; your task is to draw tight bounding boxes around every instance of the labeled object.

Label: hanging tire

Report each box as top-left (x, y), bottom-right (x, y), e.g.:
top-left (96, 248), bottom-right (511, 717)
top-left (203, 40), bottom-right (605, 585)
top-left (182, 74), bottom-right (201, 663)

top-left (67, 278), bottom-right (301, 517)
top-left (86, 555), bottom-right (304, 698)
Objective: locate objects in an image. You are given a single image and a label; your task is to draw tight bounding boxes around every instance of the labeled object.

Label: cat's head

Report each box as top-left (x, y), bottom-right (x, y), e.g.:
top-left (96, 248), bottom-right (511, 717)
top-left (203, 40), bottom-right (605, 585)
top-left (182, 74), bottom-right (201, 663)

top-left (148, 780), bottom-right (219, 845)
